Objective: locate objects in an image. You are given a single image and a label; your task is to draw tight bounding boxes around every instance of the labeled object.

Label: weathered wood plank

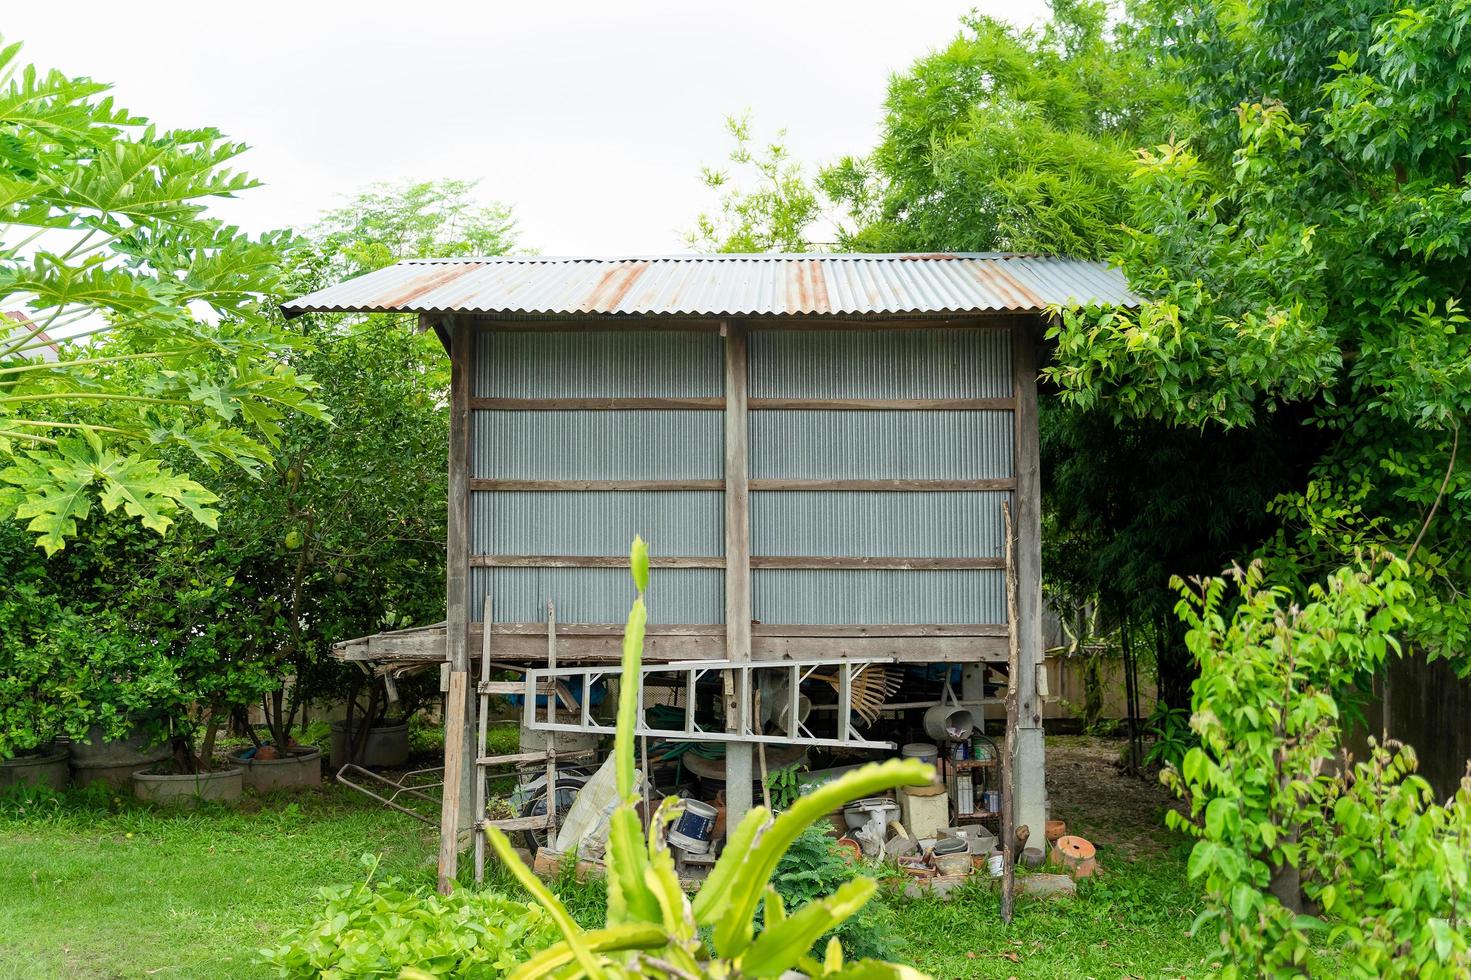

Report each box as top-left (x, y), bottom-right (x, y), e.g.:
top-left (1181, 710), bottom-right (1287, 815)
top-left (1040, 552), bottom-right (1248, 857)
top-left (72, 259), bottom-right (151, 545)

top-left (469, 555), bottom-right (726, 569)
top-left (471, 397), bottom-right (725, 411)
top-left (470, 479), bottom-right (724, 492)
top-left (724, 321), bottom-right (754, 823)
top-left (748, 478), bottom-right (1016, 492)
top-left (748, 397), bottom-right (1014, 412)
top-left (437, 668), bottom-right (469, 895)
top-left (749, 556), bottom-right (1004, 570)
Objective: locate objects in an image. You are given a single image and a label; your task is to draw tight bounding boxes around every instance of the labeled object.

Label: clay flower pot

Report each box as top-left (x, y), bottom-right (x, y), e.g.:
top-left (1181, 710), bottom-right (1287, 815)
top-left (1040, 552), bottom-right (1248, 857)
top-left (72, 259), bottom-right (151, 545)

top-left (1052, 834), bottom-right (1098, 878)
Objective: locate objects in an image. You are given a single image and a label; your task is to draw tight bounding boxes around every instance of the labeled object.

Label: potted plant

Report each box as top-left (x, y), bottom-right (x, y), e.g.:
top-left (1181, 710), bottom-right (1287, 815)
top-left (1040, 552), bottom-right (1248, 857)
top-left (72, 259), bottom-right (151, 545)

top-left (0, 584), bottom-right (84, 792)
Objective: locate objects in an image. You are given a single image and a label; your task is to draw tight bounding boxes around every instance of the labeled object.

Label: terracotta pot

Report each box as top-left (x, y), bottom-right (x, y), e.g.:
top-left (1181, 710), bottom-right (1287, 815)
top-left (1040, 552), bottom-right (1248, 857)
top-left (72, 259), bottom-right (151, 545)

top-left (1053, 834), bottom-right (1098, 878)
top-left (0, 746), bottom-right (69, 792)
top-left (1044, 819), bottom-right (1068, 842)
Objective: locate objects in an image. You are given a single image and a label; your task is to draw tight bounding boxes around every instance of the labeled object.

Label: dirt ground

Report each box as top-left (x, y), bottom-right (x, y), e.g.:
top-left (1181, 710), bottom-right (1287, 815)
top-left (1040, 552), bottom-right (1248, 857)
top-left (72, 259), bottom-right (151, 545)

top-left (1044, 735), bottom-right (1185, 858)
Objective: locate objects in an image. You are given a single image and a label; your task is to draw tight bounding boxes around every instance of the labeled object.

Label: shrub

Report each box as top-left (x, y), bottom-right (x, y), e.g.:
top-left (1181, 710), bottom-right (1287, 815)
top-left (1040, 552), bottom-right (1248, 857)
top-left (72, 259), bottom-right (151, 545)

top-left (765, 825), bottom-right (899, 962)
top-left (261, 857), bottom-right (558, 979)
top-left (1165, 558), bottom-right (1471, 976)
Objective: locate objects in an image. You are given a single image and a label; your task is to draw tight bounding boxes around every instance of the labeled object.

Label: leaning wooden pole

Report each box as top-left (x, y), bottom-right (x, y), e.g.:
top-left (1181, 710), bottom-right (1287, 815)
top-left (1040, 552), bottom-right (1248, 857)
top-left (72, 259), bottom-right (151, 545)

top-left (1001, 501), bottom-right (1020, 924)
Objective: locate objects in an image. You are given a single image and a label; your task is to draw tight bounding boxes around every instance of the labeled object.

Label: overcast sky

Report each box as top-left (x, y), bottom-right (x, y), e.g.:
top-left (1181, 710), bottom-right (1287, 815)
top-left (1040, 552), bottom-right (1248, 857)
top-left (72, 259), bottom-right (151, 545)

top-left (11, 1), bottom-right (1049, 255)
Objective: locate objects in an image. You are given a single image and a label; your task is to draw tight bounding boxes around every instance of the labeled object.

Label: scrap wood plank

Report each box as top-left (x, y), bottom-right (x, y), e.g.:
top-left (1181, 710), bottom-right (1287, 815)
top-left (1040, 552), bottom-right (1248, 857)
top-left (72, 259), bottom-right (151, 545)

top-left (438, 667), bottom-right (469, 895)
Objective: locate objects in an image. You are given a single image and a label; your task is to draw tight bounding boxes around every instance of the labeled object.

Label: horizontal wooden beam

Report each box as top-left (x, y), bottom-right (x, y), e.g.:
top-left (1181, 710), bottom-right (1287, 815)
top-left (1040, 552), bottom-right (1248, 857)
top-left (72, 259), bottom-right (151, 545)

top-left (749, 478), bottom-right (1016, 492)
top-left (470, 479), bottom-right (723, 492)
top-left (488, 623), bottom-right (725, 636)
top-left (476, 631), bottom-right (1011, 664)
top-left (755, 623), bottom-right (1009, 637)
top-left (470, 555), bottom-right (725, 569)
top-left (471, 397), bottom-right (725, 411)
top-left (748, 398), bottom-right (1013, 412)
top-left (479, 622), bottom-right (1007, 638)
top-left (471, 555), bottom-right (1000, 571)
top-left (749, 556), bottom-right (1004, 570)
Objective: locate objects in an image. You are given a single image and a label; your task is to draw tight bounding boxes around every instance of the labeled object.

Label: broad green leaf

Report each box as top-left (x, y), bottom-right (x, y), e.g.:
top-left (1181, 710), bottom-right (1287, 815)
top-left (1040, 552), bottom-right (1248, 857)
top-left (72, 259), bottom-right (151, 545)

top-left (506, 923), bottom-right (665, 980)
top-left (741, 877), bottom-right (877, 978)
top-left (483, 827), bottom-right (606, 980)
top-left (712, 758), bottom-right (931, 959)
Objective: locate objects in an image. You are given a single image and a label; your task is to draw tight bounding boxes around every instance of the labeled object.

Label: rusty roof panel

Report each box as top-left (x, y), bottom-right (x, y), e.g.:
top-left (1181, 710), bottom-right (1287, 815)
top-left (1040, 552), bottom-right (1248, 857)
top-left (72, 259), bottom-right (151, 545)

top-left (282, 253), bottom-right (1138, 319)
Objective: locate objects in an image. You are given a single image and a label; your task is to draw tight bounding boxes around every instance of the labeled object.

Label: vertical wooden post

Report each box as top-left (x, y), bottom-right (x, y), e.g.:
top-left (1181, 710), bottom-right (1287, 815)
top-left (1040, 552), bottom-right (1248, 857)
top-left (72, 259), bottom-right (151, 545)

top-left (438, 667), bottom-right (469, 894)
top-left (1001, 502), bottom-right (1020, 923)
top-left (1009, 319), bottom-right (1047, 842)
top-left (473, 597), bottom-right (493, 885)
top-left (723, 320), bottom-right (753, 823)
top-left (438, 315), bottom-right (475, 892)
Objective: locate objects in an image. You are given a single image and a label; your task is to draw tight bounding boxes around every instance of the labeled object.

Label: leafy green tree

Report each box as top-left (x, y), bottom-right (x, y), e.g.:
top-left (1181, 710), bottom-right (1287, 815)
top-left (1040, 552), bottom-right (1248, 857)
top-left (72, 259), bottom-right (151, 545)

top-left (820, 0), bottom-right (1162, 257)
top-left (0, 38), bottom-right (326, 554)
top-left (204, 181), bottom-right (520, 747)
top-left (688, 113), bottom-right (823, 253)
top-left (1049, 0), bottom-right (1471, 669)
top-left (310, 178), bottom-right (518, 276)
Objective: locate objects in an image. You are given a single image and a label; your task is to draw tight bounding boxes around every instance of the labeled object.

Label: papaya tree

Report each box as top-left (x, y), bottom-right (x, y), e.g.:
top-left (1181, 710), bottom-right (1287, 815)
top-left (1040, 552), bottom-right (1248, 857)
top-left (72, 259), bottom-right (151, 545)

top-left (0, 36), bottom-right (325, 554)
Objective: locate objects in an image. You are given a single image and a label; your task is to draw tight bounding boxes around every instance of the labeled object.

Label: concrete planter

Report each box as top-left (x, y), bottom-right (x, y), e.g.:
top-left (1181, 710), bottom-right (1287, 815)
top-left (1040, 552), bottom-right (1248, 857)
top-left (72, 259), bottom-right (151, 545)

top-left (132, 767), bottom-right (243, 806)
top-left (230, 747), bottom-right (322, 793)
top-left (0, 746), bottom-right (70, 792)
top-left (329, 720), bottom-right (409, 769)
top-left (69, 726), bottom-right (171, 790)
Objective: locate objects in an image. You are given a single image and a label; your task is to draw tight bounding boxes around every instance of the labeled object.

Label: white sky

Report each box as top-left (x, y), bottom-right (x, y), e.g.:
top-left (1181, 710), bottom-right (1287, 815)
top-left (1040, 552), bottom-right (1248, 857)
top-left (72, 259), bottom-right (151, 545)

top-left (10, 1), bottom-right (1049, 255)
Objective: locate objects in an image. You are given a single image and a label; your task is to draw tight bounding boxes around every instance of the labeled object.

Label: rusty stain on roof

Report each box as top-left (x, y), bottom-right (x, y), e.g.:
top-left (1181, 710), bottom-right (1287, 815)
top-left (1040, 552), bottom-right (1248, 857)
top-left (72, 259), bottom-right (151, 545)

top-left (374, 263), bottom-right (479, 309)
top-left (582, 260), bottom-right (649, 313)
top-left (282, 253), bottom-right (1138, 319)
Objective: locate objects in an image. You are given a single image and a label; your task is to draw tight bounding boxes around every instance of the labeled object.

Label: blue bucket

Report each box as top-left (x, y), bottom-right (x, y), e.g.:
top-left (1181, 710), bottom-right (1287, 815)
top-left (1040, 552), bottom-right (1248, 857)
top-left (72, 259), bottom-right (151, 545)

top-left (668, 799), bottom-right (719, 853)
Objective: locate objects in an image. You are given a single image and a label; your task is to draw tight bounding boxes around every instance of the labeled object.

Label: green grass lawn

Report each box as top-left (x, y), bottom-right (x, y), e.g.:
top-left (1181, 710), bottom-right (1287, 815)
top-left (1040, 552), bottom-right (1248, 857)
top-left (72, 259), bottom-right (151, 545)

top-left (0, 738), bottom-right (1216, 979)
top-left (0, 788), bottom-right (437, 980)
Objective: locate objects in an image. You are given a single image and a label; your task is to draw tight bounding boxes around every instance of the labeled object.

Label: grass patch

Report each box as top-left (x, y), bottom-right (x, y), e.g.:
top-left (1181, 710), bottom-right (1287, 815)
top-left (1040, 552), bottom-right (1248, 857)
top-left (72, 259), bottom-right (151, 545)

top-left (0, 737), bottom-right (1217, 979)
top-left (0, 787), bottom-right (436, 979)
top-left (886, 845), bottom-right (1215, 978)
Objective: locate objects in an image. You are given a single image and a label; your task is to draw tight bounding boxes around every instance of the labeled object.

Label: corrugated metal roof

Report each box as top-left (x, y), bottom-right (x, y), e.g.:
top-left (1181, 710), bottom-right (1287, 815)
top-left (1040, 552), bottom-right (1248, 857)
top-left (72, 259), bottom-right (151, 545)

top-left (282, 253), bottom-right (1137, 318)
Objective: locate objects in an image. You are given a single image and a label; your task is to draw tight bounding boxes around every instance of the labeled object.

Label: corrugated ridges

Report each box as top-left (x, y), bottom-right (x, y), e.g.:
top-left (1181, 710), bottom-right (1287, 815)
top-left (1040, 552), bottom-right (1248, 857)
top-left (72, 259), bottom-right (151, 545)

top-left (283, 253), bottom-right (1138, 318)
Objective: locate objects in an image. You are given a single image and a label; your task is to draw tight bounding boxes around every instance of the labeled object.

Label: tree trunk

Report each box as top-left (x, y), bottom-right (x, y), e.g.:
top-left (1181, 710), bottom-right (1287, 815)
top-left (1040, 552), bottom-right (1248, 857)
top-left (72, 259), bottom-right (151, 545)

top-left (1155, 614), bottom-right (1196, 712)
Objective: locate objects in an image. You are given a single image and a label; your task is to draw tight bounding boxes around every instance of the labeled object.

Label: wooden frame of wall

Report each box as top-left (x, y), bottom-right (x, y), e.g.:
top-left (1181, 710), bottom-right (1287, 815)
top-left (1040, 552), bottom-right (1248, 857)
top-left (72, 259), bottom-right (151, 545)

top-left (444, 312), bottom-right (1037, 668)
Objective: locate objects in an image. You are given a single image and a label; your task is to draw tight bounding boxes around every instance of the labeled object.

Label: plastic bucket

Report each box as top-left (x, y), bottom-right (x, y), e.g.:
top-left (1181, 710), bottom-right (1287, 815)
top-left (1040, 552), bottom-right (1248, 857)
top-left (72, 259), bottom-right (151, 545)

top-left (900, 742), bottom-right (938, 766)
top-left (668, 798), bottom-right (718, 853)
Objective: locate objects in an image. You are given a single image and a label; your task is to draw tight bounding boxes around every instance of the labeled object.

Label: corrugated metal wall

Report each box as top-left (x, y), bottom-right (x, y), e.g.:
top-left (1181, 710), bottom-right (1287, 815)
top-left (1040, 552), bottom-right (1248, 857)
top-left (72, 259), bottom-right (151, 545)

top-left (468, 326), bottom-right (1014, 629)
top-left (473, 568), bottom-right (723, 623)
top-left (753, 569), bottom-right (1006, 625)
top-left (470, 332), bottom-right (724, 624)
top-left (751, 329), bottom-right (1011, 398)
top-left (473, 491), bottom-right (722, 556)
top-left (471, 411), bottom-right (722, 480)
top-left (475, 331), bottom-right (722, 396)
top-left (749, 328), bottom-right (1011, 625)
top-left (750, 411), bottom-right (1012, 480)
top-left (751, 491), bottom-right (1009, 557)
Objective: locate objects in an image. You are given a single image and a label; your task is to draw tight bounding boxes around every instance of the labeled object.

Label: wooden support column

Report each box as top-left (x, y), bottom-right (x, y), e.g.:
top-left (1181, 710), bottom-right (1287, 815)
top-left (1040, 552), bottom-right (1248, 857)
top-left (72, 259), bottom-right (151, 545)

top-left (438, 315), bottom-right (476, 892)
top-left (723, 320), bottom-right (754, 824)
top-left (1009, 319), bottom-right (1048, 841)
